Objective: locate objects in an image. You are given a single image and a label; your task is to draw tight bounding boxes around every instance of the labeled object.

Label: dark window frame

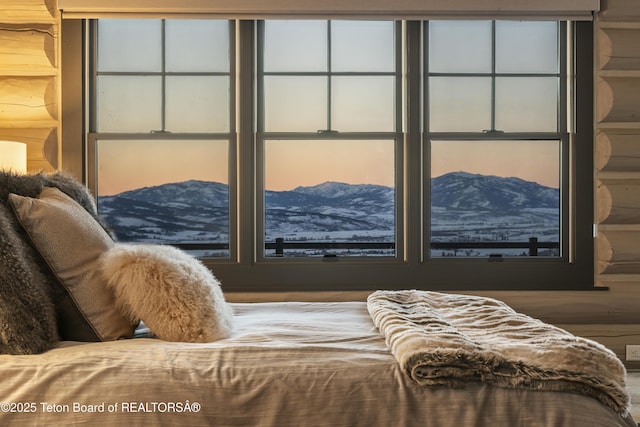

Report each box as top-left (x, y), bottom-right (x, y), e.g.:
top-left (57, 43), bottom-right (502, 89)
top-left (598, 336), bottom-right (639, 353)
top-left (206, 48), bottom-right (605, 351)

top-left (85, 19), bottom-right (238, 261)
top-left (63, 18), bottom-right (594, 292)
top-left (255, 20), bottom-right (404, 261)
top-left (424, 21), bottom-right (567, 261)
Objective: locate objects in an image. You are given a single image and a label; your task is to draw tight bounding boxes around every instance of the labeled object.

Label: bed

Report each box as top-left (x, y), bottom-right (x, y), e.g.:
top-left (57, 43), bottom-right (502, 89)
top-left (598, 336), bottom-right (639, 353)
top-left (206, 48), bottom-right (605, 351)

top-left (0, 171), bottom-right (636, 426)
top-left (0, 300), bottom-right (636, 427)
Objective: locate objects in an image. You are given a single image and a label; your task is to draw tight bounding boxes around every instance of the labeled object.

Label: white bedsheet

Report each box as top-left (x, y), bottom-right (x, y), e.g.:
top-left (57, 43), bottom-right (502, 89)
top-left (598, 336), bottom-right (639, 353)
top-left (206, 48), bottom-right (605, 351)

top-left (0, 302), bottom-right (635, 426)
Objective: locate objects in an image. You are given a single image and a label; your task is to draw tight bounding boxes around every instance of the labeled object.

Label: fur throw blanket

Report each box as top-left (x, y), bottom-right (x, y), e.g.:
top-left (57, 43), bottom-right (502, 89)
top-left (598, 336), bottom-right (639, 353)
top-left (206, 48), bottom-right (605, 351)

top-left (0, 171), bottom-right (113, 353)
top-left (0, 202), bottom-right (58, 354)
top-left (367, 290), bottom-right (630, 416)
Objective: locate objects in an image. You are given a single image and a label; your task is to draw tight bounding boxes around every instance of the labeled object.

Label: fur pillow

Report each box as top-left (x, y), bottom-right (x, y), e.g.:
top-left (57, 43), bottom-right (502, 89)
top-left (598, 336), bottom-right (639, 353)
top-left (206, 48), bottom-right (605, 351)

top-left (0, 203), bottom-right (59, 354)
top-left (100, 243), bottom-right (233, 343)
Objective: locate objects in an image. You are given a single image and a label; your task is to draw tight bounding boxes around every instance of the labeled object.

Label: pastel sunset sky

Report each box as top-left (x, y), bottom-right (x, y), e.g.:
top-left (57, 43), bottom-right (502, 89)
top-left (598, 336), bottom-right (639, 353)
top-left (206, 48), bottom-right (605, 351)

top-left (96, 19), bottom-right (560, 196)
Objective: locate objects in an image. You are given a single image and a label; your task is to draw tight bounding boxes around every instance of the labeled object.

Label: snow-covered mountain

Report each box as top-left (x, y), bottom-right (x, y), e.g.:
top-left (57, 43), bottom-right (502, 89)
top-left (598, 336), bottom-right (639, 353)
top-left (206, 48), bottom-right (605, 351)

top-left (431, 172), bottom-right (558, 211)
top-left (98, 180), bottom-right (229, 243)
top-left (97, 172), bottom-right (558, 245)
top-left (265, 181), bottom-right (394, 238)
top-left (430, 172), bottom-right (559, 252)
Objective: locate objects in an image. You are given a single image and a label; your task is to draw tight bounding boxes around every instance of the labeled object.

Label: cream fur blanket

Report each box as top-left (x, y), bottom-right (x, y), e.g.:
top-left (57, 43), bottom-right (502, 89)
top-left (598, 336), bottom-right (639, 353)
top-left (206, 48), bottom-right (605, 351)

top-left (367, 290), bottom-right (630, 416)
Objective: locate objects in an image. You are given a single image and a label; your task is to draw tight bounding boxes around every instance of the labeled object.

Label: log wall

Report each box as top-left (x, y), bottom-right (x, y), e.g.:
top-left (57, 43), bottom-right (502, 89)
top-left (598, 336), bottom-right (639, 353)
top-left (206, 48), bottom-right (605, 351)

top-left (0, 0), bottom-right (59, 171)
top-left (597, 0), bottom-right (640, 281)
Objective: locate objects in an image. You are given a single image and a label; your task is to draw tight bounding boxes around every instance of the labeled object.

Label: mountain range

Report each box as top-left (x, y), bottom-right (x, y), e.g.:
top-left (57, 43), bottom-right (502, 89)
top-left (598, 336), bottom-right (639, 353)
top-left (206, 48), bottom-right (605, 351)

top-left (431, 171), bottom-right (558, 210)
top-left (97, 171), bottom-right (559, 243)
top-left (98, 180), bottom-right (229, 242)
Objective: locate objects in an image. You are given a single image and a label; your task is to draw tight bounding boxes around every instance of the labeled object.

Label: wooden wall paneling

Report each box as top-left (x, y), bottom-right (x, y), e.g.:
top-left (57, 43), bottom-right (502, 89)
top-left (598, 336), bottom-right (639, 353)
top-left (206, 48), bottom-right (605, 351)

top-left (598, 28), bottom-right (640, 70)
top-left (0, 24), bottom-right (57, 75)
top-left (596, 130), bottom-right (640, 171)
top-left (1, 0), bottom-right (57, 24)
top-left (596, 229), bottom-right (640, 274)
top-left (559, 324), bottom-right (640, 363)
top-left (595, 1), bottom-right (640, 324)
top-left (0, 76), bottom-right (57, 124)
top-left (597, 178), bottom-right (640, 223)
top-left (597, 77), bottom-right (640, 123)
top-left (0, 0), bottom-right (60, 171)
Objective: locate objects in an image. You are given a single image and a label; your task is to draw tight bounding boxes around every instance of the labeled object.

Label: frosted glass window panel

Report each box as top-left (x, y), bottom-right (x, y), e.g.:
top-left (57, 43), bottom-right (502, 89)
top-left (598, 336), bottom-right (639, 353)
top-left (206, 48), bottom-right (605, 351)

top-left (264, 76), bottom-right (327, 132)
top-left (165, 20), bottom-right (230, 73)
top-left (97, 20), bottom-right (162, 72)
top-left (264, 21), bottom-right (327, 72)
top-left (331, 21), bottom-right (394, 72)
top-left (429, 77), bottom-right (492, 132)
top-left (96, 76), bottom-right (162, 132)
top-left (165, 76), bottom-right (230, 133)
top-left (429, 21), bottom-right (492, 73)
top-left (495, 77), bottom-right (558, 132)
top-left (332, 77), bottom-right (394, 132)
top-left (496, 21), bottom-right (558, 74)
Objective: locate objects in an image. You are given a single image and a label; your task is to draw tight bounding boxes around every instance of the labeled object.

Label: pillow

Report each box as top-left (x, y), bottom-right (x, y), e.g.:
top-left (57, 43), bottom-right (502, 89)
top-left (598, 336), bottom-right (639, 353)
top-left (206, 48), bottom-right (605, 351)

top-left (8, 187), bottom-right (137, 342)
top-left (100, 243), bottom-right (233, 343)
top-left (0, 204), bottom-right (59, 354)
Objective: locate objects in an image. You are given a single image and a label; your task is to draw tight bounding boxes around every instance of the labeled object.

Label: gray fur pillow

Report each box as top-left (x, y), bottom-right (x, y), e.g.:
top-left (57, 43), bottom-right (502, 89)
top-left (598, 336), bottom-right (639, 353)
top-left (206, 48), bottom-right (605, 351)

top-left (0, 203), bottom-right (58, 354)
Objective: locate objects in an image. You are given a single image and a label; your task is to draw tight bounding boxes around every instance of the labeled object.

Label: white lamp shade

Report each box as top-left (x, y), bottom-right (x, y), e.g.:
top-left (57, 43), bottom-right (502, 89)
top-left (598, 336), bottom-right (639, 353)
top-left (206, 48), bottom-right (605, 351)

top-left (0, 140), bottom-right (27, 174)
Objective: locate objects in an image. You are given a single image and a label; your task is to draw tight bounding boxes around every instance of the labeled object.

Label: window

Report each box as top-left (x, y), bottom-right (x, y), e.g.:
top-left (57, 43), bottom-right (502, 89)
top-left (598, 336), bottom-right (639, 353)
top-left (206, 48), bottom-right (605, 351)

top-left (78, 19), bottom-right (593, 291)
top-left (257, 20), bottom-right (401, 258)
top-left (426, 21), bottom-right (564, 258)
top-left (87, 19), bottom-right (235, 258)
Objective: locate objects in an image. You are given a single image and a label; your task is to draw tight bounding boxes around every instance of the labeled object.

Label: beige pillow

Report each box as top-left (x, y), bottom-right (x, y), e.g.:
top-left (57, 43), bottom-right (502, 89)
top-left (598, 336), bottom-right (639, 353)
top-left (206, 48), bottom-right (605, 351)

top-left (100, 243), bottom-right (233, 343)
top-left (9, 187), bottom-right (137, 341)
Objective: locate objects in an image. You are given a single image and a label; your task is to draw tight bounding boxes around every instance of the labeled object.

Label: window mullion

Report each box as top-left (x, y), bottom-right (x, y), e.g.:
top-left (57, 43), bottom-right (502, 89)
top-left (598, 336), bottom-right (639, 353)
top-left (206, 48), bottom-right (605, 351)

top-left (161, 19), bottom-right (167, 132)
top-left (237, 19), bottom-right (256, 265)
top-left (491, 20), bottom-right (497, 132)
top-left (89, 20), bottom-right (98, 133)
top-left (559, 22), bottom-right (568, 135)
top-left (327, 20), bottom-right (333, 131)
top-left (405, 21), bottom-right (422, 265)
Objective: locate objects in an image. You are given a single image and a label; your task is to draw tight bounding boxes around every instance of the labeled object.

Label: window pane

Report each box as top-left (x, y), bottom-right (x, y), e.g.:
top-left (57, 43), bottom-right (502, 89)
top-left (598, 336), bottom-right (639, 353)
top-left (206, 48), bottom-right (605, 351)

top-left (165, 76), bottom-right (230, 132)
top-left (495, 77), bottom-right (558, 132)
top-left (96, 139), bottom-right (230, 257)
top-left (430, 140), bottom-right (560, 258)
top-left (331, 21), bottom-right (394, 72)
top-left (429, 77), bottom-right (491, 132)
top-left (264, 76), bottom-right (327, 132)
top-left (96, 76), bottom-right (162, 132)
top-left (496, 21), bottom-right (558, 74)
top-left (264, 20), bottom-right (327, 72)
top-left (165, 20), bottom-right (230, 72)
top-left (97, 19), bottom-right (162, 72)
top-left (428, 21), bottom-right (492, 73)
top-left (332, 76), bottom-right (394, 132)
top-left (264, 139), bottom-right (395, 257)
